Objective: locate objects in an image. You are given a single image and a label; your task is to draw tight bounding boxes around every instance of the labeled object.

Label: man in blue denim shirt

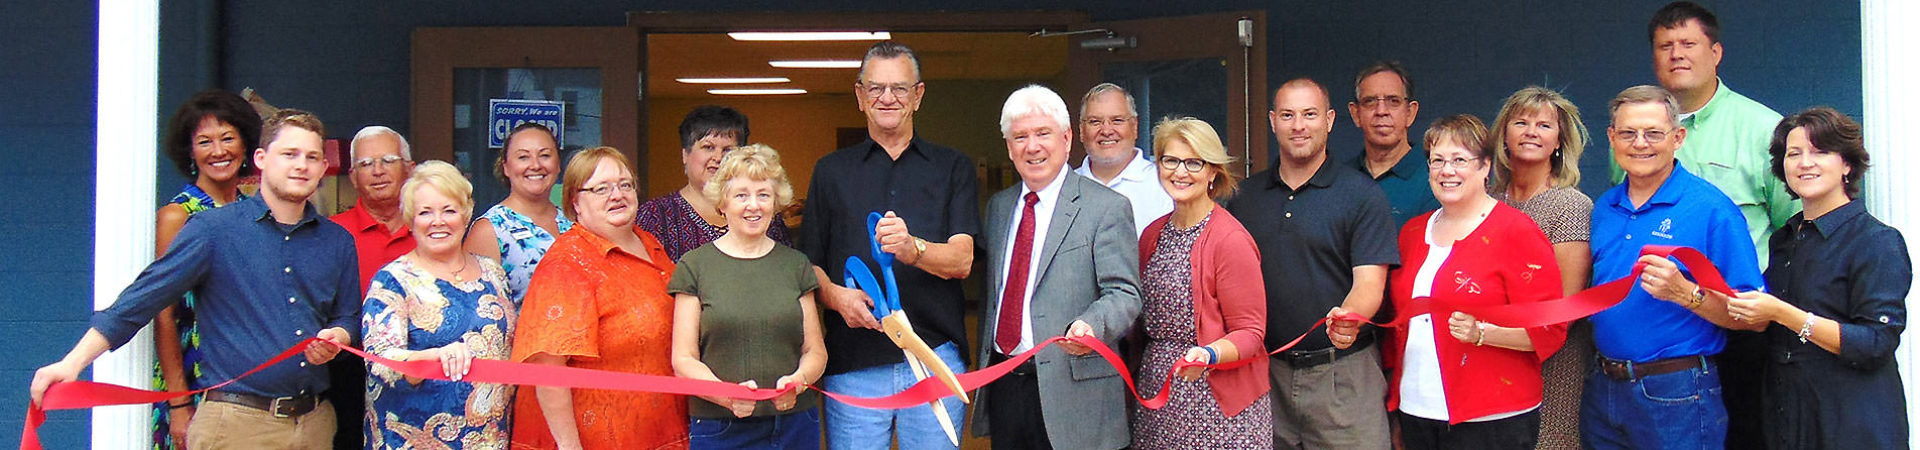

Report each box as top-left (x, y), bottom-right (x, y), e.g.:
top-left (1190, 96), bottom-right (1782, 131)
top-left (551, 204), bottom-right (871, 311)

top-left (31, 109), bottom-right (360, 450)
top-left (1582, 86), bottom-right (1765, 450)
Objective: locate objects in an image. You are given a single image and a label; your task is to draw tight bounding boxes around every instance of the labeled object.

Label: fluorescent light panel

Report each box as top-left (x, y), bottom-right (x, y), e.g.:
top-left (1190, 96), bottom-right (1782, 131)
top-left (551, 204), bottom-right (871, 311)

top-left (675, 77), bottom-right (792, 84)
top-left (729, 31), bottom-right (891, 41)
top-left (769, 59), bottom-right (862, 69)
top-left (708, 88), bottom-right (808, 95)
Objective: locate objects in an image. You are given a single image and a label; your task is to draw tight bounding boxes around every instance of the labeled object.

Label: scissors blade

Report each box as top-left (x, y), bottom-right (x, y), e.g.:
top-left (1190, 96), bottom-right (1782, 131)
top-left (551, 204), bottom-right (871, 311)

top-left (881, 313), bottom-right (970, 403)
top-left (904, 351), bottom-right (961, 447)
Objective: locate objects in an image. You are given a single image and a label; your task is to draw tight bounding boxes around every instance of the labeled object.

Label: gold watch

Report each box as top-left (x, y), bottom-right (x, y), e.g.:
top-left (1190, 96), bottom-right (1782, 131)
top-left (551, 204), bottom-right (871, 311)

top-left (912, 237), bottom-right (928, 257)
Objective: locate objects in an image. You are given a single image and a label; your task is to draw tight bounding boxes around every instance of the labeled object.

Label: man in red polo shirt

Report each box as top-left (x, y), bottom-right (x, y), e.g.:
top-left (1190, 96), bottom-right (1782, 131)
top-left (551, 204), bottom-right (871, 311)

top-left (333, 125), bottom-right (417, 294)
top-left (326, 125), bottom-right (415, 450)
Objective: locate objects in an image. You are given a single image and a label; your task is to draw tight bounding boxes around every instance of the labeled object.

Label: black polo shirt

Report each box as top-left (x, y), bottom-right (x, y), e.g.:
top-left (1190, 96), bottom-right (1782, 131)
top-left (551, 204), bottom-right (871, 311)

top-left (799, 137), bottom-right (982, 375)
top-left (1224, 158), bottom-right (1399, 351)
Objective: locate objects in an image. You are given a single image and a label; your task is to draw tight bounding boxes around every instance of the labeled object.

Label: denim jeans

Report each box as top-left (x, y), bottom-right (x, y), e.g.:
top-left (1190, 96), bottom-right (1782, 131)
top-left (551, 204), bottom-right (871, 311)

top-left (1580, 357), bottom-right (1727, 449)
top-left (690, 408), bottom-right (822, 450)
top-left (821, 342), bottom-right (966, 450)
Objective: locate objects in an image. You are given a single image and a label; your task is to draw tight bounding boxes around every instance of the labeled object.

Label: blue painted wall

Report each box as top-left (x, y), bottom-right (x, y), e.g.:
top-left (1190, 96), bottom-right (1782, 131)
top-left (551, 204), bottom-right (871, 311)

top-left (1, 0), bottom-right (97, 448)
top-left (3, 1), bottom-right (1860, 447)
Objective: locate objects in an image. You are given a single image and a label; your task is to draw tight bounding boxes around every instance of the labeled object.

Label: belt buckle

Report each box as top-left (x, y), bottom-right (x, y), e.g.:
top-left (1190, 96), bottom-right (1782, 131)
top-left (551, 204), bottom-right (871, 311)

top-left (269, 396), bottom-right (294, 418)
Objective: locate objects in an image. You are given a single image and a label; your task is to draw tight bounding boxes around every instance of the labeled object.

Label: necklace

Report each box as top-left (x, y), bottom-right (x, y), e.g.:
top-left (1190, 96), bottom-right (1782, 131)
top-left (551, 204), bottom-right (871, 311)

top-left (423, 253), bottom-right (470, 283)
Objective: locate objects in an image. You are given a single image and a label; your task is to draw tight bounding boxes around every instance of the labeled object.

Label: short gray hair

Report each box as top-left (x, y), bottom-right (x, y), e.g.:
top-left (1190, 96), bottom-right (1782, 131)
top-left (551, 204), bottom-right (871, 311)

top-left (858, 41), bottom-right (921, 83)
top-left (999, 85), bottom-right (1071, 138)
top-left (1608, 85), bottom-right (1682, 128)
top-left (350, 125), bottom-right (412, 161)
top-left (1079, 83), bottom-right (1138, 118)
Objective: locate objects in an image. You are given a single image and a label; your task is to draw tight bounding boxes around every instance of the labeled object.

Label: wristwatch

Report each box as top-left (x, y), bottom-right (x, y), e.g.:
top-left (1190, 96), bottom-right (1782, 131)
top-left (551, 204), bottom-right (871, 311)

top-left (912, 237), bottom-right (928, 258)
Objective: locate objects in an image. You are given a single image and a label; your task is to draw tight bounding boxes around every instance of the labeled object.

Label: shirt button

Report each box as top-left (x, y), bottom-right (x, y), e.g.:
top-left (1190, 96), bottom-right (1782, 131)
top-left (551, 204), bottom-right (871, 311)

top-left (1284, 212), bottom-right (1293, 218)
top-left (284, 267), bottom-right (292, 274)
top-left (299, 362), bottom-right (307, 367)
top-left (289, 297), bottom-right (297, 303)
top-left (1287, 195), bottom-right (1295, 201)
top-left (1625, 235), bottom-right (1633, 240)
top-left (295, 329), bottom-right (304, 336)
top-left (284, 236), bottom-right (290, 241)
top-left (1630, 214), bottom-right (1637, 220)
top-left (1785, 261), bottom-right (1792, 267)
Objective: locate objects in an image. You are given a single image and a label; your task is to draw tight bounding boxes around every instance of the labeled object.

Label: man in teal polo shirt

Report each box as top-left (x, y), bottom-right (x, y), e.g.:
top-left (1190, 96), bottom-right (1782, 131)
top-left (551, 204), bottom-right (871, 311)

top-left (1347, 60), bottom-right (1438, 227)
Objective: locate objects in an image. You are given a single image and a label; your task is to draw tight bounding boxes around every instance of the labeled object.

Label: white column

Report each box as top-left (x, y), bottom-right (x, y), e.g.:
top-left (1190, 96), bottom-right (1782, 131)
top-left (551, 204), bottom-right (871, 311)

top-left (1861, 0), bottom-right (1920, 446)
top-left (94, 0), bottom-right (161, 449)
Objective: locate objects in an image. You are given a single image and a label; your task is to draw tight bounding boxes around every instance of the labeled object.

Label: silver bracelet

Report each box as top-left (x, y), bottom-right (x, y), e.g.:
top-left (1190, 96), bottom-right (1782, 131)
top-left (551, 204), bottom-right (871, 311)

top-left (1799, 312), bottom-right (1818, 344)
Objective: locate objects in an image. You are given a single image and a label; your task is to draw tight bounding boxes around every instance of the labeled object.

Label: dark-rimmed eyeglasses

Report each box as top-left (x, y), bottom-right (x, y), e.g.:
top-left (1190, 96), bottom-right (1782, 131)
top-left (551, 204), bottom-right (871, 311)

top-left (1157, 156), bottom-right (1208, 173)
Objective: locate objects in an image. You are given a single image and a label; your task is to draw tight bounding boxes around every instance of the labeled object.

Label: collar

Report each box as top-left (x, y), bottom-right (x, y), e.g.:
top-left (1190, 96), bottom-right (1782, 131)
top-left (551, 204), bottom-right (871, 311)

top-left (1683, 78), bottom-right (1733, 126)
top-left (1268, 156), bottom-right (1339, 190)
top-left (1020, 167), bottom-right (1072, 205)
top-left (859, 136), bottom-right (928, 162)
top-left (240, 194), bottom-right (322, 228)
top-left (1073, 148), bottom-right (1158, 185)
top-left (573, 224), bottom-right (667, 262)
top-left (338, 199), bottom-right (401, 234)
top-left (1348, 147), bottom-right (1425, 181)
top-left (1804, 200), bottom-right (1866, 239)
top-left (1612, 161), bottom-right (1695, 211)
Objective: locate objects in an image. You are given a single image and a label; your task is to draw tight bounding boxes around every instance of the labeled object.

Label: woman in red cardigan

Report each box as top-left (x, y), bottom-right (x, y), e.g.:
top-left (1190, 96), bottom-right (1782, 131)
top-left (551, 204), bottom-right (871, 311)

top-left (1386, 115), bottom-right (1566, 449)
top-left (1131, 117), bottom-right (1271, 449)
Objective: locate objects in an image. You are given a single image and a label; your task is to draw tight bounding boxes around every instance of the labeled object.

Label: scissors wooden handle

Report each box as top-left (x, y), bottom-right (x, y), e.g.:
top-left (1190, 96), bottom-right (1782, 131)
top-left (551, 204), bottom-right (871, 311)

top-left (881, 313), bottom-right (969, 404)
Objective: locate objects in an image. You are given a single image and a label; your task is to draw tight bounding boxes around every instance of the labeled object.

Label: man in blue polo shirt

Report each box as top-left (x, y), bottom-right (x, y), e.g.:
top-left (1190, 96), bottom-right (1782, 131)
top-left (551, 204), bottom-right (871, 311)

top-left (1583, 85), bottom-right (1765, 449)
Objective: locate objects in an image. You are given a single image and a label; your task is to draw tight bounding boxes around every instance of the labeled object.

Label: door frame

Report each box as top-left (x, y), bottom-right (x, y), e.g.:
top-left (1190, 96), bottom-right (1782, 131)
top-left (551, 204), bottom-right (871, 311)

top-left (410, 27), bottom-right (642, 181)
top-left (1066, 11), bottom-right (1269, 175)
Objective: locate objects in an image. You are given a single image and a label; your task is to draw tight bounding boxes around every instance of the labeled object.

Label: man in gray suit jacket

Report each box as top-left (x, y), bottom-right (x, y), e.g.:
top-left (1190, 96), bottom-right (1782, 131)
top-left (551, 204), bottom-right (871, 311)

top-left (970, 84), bottom-right (1142, 450)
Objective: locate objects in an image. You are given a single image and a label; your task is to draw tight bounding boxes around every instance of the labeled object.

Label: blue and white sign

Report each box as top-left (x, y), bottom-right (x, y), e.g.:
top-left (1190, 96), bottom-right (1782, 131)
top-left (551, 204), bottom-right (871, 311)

top-left (488, 99), bottom-right (565, 148)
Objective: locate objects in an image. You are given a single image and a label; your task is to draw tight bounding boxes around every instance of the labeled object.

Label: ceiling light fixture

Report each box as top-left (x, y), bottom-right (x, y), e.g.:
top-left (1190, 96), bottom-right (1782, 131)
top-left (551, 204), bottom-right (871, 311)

top-left (768, 59), bottom-right (862, 69)
top-left (729, 31), bottom-right (891, 42)
top-left (708, 88), bottom-right (808, 95)
top-left (674, 77), bottom-right (792, 84)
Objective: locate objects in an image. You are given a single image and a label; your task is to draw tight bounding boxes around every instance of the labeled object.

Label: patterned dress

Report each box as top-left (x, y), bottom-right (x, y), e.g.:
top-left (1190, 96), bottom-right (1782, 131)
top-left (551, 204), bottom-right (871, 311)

top-left (480, 204), bottom-right (573, 306)
top-left (1133, 214), bottom-right (1273, 449)
top-left (149, 183), bottom-right (236, 450)
top-left (1495, 186), bottom-right (1592, 450)
top-left (363, 254), bottom-right (517, 450)
top-left (634, 191), bottom-right (791, 261)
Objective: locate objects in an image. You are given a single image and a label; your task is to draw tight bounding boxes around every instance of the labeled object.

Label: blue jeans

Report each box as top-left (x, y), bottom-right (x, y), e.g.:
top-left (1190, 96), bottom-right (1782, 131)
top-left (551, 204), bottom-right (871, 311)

top-left (1580, 357), bottom-right (1727, 449)
top-left (690, 408), bottom-right (822, 450)
top-left (821, 342), bottom-right (966, 450)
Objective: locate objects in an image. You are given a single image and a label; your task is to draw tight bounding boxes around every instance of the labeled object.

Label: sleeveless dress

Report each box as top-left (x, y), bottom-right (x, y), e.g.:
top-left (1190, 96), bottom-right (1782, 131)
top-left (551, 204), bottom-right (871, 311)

top-left (149, 184), bottom-right (238, 450)
top-left (1133, 214), bottom-right (1273, 449)
top-left (479, 204), bottom-right (573, 307)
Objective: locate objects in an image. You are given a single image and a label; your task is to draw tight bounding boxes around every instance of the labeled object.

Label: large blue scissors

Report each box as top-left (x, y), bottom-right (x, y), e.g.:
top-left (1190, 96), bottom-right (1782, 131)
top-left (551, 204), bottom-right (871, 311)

top-left (843, 212), bottom-right (969, 445)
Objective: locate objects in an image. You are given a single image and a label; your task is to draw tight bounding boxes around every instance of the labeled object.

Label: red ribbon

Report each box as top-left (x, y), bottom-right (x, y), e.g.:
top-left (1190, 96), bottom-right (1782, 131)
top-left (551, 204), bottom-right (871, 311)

top-left (20, 245), bottom-right (1729, 449)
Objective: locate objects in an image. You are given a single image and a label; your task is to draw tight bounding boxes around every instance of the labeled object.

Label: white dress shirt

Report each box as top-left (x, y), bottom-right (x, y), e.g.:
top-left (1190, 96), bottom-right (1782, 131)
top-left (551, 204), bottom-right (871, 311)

top-left (997, 168), bottom-right (1069, 354)
top-left (1073, 148), bottom-right (1173, 237)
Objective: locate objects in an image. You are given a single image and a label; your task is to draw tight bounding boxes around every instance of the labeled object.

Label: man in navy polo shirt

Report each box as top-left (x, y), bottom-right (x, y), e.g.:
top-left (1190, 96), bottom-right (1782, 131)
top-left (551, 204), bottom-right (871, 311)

top-left (1582, 85), bottom-right (1765, 449)
top-left (1228, 77), bottom-right (1398, 449)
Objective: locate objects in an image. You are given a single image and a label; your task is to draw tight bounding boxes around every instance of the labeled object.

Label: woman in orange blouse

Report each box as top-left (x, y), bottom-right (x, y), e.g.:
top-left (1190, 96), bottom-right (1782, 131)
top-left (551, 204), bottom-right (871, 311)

top-left (510, 146), bottom-right (688, 450)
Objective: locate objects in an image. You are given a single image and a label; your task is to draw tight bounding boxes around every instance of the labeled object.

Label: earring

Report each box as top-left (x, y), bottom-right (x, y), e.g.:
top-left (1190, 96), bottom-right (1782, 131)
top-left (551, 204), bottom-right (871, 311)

top-left (1552, 149), bottom-right (1562, 159)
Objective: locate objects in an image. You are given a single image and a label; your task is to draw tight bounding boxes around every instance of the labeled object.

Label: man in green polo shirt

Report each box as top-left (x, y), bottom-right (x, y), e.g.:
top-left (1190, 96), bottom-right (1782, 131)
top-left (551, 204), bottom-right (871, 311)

top-left (1611, 1), bottom-right (1799, 267)
top-left (1611, 3), bottom-right (1800, 449)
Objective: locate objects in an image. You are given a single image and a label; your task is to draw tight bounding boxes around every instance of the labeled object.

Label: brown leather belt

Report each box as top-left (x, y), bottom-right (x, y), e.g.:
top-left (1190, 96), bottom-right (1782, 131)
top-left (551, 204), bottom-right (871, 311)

top-left (204, 390), bottom-right (320, 418)
top-left (1598, 355), bottom-right (1708, 381)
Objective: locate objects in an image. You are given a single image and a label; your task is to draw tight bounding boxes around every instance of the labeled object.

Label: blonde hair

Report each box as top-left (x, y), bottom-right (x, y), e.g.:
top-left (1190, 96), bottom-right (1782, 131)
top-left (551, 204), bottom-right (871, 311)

top-left (702, 143), bottom-right (795, 212)
top-left (560, 146), bottom-right (632, 220)
top-left (1491, 86), bottom-right (1588, 190)
top-left (399, 160), bottom-right (474, 223)
top-left (1151, 117), bottom-right (1241, 199)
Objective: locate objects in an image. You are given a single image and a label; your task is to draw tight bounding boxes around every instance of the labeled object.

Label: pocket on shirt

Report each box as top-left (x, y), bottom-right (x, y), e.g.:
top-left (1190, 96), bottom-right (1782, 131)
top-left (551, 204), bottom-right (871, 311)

top-left (1700, 162), bottom-right (1762, 208)
top-left (1068, 353), bottom-right (1119, 381)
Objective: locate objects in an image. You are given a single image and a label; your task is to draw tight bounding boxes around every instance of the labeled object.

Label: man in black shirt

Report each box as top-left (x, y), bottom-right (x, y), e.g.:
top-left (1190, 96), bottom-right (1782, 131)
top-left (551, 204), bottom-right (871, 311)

top-left (798, 41), bottom-right (981, 450)
top-left (1225, 78), bottom-right (1398, 449)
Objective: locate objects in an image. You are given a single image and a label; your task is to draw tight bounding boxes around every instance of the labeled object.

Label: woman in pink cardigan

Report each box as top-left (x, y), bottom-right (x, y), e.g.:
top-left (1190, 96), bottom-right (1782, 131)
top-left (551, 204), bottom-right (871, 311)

top-left (1132, 117), bottom-right (1271, 449)
top-left (1385, 115), bottom-right (1566, 449)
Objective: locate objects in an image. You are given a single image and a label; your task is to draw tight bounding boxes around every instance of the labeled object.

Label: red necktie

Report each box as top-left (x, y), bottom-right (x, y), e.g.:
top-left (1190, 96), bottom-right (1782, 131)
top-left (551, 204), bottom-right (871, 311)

top-left (997, 192), bottom-right (1040, 354)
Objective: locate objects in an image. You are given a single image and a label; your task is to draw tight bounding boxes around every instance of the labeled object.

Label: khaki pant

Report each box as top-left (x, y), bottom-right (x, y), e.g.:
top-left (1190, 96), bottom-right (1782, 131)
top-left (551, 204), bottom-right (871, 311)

top-left (184, 398), bottom-right (336, 450)
top-left (1270, 345), bottom-right (1392, 450)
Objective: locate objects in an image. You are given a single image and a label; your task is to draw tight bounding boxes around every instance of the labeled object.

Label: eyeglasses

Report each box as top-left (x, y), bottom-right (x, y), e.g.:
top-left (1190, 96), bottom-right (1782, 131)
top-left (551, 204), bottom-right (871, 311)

top-left (1612, 128), bottom-right (1672, 144)
top-left (859, 82), bottom-right (920, 99)
top-left (1157, 156), bottom-right (1208, 173)
top-left (1083, 116), bottom-right (1133, 129)
top-left (1427, 156), bottom-right (1483, 170)
top-left (578, 180), bottom-right (636, 197)
top-left (1358, 95), bottom-right (1409, 109)
top-left (353, 154), bottom-right (408, 170)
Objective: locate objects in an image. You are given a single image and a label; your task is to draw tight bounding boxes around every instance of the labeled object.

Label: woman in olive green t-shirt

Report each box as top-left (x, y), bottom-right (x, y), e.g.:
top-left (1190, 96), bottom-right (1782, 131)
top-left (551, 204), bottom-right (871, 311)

top-left (668, 144), bottom-right (827, 448)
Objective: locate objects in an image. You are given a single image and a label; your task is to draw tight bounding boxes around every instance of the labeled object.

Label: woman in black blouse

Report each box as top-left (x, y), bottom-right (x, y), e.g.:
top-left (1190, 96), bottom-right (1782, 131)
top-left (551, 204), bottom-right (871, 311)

top-left (1726, 107), bottom-right (1911, 449)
